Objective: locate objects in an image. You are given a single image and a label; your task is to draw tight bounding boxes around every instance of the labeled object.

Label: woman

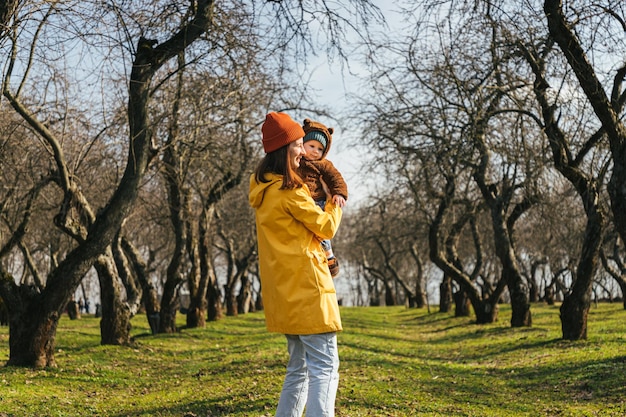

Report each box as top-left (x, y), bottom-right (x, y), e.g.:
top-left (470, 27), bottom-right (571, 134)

top-left (249, 112), bottom-right (343, 417)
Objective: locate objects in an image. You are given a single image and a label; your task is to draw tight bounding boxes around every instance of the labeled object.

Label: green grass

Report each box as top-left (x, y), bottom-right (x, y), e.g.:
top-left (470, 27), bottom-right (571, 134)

top-left (1, 303), bottom-right (625, 416)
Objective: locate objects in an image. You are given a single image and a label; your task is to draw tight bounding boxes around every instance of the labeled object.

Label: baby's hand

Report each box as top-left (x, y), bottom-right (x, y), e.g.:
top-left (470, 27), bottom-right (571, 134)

top-left (332, 195), bottom-right (346, 208)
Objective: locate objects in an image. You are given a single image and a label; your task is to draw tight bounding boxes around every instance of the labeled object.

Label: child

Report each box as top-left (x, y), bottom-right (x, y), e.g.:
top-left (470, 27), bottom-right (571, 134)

top-left (299, 118), bottom-right (348, 277)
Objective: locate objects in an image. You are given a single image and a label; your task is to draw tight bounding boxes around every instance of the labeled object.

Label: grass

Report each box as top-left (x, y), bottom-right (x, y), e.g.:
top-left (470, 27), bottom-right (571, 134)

top-left (0, 303), bottom-right (625, 416)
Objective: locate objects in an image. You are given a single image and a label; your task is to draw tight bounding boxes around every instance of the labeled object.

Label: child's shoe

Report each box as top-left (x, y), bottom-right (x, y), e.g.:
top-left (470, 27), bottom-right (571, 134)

top-left (328, 257), bottom-right (339, 277)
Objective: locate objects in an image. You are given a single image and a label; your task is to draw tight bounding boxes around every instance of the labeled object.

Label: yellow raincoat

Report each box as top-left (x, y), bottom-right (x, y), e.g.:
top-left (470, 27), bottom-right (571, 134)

top-left (249, 173), bottom-right (343, 335)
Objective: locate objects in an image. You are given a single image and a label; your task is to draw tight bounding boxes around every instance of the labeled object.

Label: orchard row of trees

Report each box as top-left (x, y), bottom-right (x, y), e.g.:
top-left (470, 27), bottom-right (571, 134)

top-left (1, 0), bottom-right (626, 369)
top-left (342, 0), bottom-right (626, 340)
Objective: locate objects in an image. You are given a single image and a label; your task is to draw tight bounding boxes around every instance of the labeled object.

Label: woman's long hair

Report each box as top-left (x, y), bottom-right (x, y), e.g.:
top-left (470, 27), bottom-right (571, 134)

top-left (254, 144), bottom-right (303, 190)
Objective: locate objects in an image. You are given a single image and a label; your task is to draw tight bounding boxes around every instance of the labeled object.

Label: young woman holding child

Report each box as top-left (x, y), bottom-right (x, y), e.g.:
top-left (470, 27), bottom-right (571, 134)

top-left (249, 111), bottom-right (344, 417)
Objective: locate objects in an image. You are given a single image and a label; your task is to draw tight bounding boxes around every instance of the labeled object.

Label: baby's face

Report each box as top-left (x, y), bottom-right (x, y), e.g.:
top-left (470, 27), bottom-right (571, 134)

top-left (304, 140), bottom-right (324, 161)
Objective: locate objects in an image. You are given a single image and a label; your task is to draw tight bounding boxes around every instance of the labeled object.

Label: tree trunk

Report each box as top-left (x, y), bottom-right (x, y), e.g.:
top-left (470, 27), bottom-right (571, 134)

top-left (207, 279), bottom-right (223, 321)
top-left (544, 284), bottom-right (555, 305)
top-left (159, 52), bottom-right (188, 334)
top-left (412, 249), bottom-right (427, 308)
top-left (158, 192), bottom-right (186, 333)
top-left (528, 265), bottom-right (540, 303)
top-left (502, 262), bottom-right (531, 327)
top-left (99, 302), bottom-right (131, 346)
top-left (186, 247), bottom-right (207, 328)
top-left (453, 289), bottom-right (471, 317)
top-left (225, 283), bottom-right (238, 316)
top-left (560, 291), bottom-right (589, 340)
top-left (474, 300), bottom-right (499, 324)
top-left (186, 306), bottom-right (205, 328)
top-left (7, 301), bottom-right (59, 367)
top-left (0, 295), bottom-right (8, 326)
top-left (193, 204), bottom-right (223, 323)
top-left (472, 114), bottom-right (532, 327)
top-left (439, 275), bottom-right (452, 313)
top-left (185, 221), bottom-right (205, 328)
top-left (608, 160), bottom-right (626, 255)
top-left (414, 284), bottom-right (426, 309)
top-left (237, 275), bottom-right (253, 314)
top-left (384, 279), bottom-right (396, 306)
top-left (557, 210), bottom-right (602, 340)
top-left (369, 280), bottom-right (381, 306)
top-left (617, 278), bottom-right (626, 310)
top-left (112, 234), bottom-right (142, 317)
top-left (509, 278), bottom-right (532, 327)
top-left (66, 300), bottom-right (80, 320)
top-left (95, 253), bottom-right (131, 345)
top-left (120, 237), bottom-right (160, 332)
top-left (159, 277), bottom-right (181, 333)
top-left (559, 214), bottom-right (601, 340)
top-left (529, 283), bottom-right (539, 303)
top-left (501, 249), bottom-right (531, 326)
top-left (255, 291), bottom-right (264, 311)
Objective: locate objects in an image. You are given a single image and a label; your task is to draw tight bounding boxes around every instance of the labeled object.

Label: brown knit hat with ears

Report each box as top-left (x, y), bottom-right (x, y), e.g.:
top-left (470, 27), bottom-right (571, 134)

top-left (302, 118), bottom-right (334, 155)
top-left (262, 112), bottom-right (305, 153)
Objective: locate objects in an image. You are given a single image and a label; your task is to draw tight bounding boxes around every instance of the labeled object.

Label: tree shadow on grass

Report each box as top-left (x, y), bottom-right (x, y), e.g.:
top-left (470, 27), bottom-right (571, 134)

top-left (108, 393), bottom-right (276, 417)
top-left (422, 354), bottom-right (626, 415)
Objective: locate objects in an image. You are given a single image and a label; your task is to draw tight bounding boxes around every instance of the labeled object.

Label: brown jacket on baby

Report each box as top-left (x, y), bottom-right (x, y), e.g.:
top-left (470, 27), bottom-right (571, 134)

top-left (298, 118), bottom-right (348, 203)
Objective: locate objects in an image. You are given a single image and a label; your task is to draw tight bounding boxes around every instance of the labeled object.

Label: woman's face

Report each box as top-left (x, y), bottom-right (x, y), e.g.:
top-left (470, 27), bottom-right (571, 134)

top-left (288, 138), bottom-right (306, 169)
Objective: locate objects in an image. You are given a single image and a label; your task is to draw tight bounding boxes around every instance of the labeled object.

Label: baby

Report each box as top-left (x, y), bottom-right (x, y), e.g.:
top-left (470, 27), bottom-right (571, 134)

top-left (298, 118), bottom-right (348, 277)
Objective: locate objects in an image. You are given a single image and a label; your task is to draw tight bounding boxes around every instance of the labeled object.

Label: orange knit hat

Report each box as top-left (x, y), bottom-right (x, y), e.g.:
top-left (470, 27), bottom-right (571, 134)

top-left (262, 112), bottom-right (305, 153)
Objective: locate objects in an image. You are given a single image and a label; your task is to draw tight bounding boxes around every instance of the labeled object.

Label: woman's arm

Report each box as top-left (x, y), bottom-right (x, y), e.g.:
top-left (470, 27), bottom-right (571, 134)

top-left (287, 187), bottom-right (342, 240)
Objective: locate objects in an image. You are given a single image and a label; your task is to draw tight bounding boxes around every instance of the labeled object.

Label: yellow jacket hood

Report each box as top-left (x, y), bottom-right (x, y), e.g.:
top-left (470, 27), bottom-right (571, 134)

top-left (248, 174), bottom-right (280, 209)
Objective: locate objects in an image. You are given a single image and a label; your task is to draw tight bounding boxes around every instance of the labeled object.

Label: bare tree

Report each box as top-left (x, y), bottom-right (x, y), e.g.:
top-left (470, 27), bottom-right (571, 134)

top-left (215, 190), bottom-right (257, 317)
top-left (351, 2), bottom-right (553, 325)
top-left (0, 0), bottom-right (215, 367)
top-left (542, 1), bottom-right (626, 243)
top-left (533, 0), bottom-right (626, 339)
top-left (518, 36), bottom-right (606, 340)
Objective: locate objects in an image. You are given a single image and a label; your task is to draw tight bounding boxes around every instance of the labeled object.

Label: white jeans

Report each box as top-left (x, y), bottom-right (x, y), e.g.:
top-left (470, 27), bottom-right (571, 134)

top-left (275, 333), bottom-right (340, 417)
